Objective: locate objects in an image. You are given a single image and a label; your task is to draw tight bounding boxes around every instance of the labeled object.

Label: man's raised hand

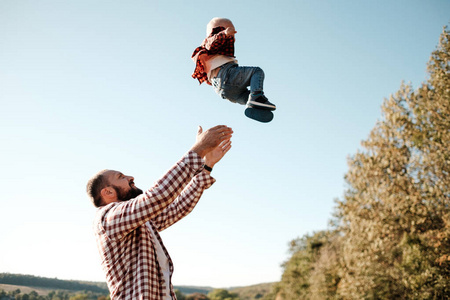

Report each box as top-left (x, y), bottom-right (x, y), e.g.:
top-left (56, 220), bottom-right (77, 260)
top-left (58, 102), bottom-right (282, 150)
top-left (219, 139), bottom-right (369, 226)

top-left (191, 125), bottom-right (233, 158)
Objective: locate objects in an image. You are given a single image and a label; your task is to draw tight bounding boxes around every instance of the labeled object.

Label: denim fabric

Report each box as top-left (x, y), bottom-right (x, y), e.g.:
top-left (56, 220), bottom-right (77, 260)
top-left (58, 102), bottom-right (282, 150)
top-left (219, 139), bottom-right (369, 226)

top-left (211, 63), bottom-right (265, 105)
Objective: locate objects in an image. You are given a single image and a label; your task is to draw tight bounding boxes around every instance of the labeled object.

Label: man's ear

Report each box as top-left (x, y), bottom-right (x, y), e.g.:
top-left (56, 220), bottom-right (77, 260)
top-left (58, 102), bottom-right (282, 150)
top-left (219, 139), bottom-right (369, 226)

top-left (100, 186), bottom-right (116, 205)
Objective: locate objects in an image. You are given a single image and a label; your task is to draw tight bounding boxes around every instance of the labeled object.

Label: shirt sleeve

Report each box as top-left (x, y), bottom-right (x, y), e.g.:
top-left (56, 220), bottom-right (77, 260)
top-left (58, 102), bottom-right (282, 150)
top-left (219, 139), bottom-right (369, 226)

top-left (96, 151), bottom-right (206, 241)
top-left (151, 170), bottom-right (216, 231)
top-left (202, 31), bottom-right (228, 52)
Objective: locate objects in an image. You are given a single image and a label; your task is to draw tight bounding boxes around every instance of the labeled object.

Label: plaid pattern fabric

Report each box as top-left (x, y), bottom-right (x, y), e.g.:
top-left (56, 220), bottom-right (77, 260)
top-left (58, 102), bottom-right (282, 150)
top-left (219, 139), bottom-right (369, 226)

top-left (191, 26), bottom-right (235, 85)
top-left (94, 151), bottom-right (215, 300)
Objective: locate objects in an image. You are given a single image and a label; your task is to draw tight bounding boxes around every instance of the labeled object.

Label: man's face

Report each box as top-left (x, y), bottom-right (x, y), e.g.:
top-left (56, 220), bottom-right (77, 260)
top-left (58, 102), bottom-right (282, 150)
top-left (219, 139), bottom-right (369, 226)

top-left (106, 170), bottom-right (143, 202)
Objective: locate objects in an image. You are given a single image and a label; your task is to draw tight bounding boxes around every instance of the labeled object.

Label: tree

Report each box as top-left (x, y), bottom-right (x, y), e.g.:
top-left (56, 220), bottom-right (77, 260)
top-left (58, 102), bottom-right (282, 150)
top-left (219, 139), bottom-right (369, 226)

top-left (208, 289), bottom-right (239, 300)
top-left (270, 26), bottom-right (450, 300)
top-left (266, 231), bottom-right (341, 300)
top-left (68, 294), bottom-right (88, 300)
top-left (28, 291), bottom-right (39, 300)
top-left (175, 289), bottom-right (186, 300)
top-left (335, 26), bottom-right (450, 299)
top-left (186, 293), bottom-right (210, 300)
top-left (308, 232), bottom-right (342, 299)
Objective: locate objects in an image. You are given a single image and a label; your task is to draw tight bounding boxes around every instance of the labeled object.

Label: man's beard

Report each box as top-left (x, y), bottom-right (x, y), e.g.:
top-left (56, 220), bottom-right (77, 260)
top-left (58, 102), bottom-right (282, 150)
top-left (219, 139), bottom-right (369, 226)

top-left (113, 185), bottom-right (144, 202)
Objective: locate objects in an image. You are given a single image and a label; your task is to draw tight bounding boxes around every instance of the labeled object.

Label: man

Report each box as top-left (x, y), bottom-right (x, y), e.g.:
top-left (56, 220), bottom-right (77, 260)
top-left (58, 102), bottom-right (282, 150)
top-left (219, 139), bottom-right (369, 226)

top-left (86, 125), bottom-right (233, 299)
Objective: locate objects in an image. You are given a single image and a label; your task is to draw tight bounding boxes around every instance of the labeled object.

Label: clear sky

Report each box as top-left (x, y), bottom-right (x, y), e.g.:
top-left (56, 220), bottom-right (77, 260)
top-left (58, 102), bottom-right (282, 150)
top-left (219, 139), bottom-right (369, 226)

top-left (0, 0), bottom-right (449, 289)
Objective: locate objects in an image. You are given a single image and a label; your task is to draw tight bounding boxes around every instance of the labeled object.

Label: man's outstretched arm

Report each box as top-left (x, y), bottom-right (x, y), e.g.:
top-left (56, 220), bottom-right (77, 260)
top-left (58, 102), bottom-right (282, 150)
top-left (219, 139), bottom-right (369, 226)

top-left (97, 125), bottom-right (232, 240)
top-left (152, 138), bottom-right (232, 231)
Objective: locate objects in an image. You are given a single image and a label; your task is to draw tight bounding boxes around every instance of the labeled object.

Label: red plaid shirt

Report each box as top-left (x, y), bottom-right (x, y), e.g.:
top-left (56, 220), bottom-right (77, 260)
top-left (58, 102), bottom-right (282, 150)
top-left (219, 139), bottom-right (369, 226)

top-left (94, 151), bottom-right (215, 300)
top-left (191, 26), bottom-right (235, 85)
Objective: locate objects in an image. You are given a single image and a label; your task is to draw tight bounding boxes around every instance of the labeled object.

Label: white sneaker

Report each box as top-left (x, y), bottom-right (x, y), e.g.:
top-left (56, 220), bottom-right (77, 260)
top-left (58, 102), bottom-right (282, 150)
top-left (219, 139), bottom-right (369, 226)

top-left (247, 95), bottom-right (276, 111)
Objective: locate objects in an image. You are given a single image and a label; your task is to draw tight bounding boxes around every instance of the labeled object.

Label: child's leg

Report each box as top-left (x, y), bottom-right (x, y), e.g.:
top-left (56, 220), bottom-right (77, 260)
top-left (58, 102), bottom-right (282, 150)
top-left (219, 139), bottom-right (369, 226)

top-left (242, 67), bottom-right (276, 111)
top-left (248, 67), bottom-right (264, 95)
top-left (213, 65), bottom-right (275, 110)
top-left (220, 66), bottom-right (264, 105)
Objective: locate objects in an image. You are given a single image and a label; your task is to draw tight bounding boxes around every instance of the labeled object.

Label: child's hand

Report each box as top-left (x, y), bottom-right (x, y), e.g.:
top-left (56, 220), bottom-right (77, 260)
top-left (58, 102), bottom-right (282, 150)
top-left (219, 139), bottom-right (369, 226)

top-left (224, 27), bottom-right (237, 36)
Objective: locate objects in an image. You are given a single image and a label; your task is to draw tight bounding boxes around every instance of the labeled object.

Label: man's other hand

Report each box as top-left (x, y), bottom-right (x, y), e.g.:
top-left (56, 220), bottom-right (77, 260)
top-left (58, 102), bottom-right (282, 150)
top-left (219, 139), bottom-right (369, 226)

top-left (191, 125), bottom-right (233, 158)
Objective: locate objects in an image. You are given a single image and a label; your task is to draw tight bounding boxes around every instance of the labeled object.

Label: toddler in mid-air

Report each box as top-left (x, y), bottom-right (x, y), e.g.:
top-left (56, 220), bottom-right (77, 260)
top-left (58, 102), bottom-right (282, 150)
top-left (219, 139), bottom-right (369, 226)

top-left (191, 17), bottom-right (276, 114)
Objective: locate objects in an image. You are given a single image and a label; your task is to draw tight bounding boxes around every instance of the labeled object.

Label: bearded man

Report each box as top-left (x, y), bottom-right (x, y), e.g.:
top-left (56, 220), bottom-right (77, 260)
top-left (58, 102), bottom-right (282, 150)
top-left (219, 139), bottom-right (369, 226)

top-left (86, 125), bottom-right (233, 300)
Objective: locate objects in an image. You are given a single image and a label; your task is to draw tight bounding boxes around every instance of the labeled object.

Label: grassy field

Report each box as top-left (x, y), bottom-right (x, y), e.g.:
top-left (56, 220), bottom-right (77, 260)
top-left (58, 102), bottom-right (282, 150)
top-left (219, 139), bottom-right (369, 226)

top-left (0, 283), bottom-right (54, 296)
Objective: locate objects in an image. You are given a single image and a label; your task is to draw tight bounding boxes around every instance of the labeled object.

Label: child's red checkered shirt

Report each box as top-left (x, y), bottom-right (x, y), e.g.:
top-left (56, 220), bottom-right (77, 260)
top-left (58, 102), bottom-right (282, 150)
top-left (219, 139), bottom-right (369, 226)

top-left (192, 26), bottom-right (235, 85)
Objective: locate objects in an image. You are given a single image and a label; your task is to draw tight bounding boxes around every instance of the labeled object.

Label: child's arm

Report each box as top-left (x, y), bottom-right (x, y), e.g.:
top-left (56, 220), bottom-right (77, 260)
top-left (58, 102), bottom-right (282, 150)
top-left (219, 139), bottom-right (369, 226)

top-left (202, 27), bottom-right (234, 52)
top-left (224, 27), bottom-right (237, 37)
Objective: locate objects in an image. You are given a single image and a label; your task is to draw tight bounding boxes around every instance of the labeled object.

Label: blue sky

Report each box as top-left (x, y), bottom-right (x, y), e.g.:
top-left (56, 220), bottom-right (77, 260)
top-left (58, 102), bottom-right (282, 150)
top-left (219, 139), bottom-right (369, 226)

top-left (0, 0), bottom-right (449, 288)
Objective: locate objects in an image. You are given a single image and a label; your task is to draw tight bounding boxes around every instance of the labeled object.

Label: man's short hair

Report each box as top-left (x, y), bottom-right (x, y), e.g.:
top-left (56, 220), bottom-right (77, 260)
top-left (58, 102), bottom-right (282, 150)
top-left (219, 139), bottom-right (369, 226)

top-left (86, 170), bottom-right (110, 207)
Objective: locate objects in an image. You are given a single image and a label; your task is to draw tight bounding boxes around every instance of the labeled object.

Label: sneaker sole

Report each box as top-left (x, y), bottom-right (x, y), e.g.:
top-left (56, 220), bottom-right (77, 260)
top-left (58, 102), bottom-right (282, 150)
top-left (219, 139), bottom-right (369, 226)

top-left (244, 107), bottom-right (274, 123)
top-left (247, 100), bottom-right (276, 111)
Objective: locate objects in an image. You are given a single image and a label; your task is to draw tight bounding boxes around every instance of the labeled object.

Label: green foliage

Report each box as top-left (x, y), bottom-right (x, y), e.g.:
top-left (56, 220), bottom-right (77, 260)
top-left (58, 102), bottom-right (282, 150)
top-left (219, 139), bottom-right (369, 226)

top-left (0, 288), bottom-right (110, 300)
top-left (230, 283), bottom-right (274, 300)
top-left (335, 26), bottom-right (450, 299)
top-left (0, 273), bottom-right (110, 300)
top-left (186, 292), bottom-right (210, 300)
top-left (175, 289), bottom-right (187, 300)
top-left (265, 231), bottom-right (341, 300)
top-left (208, 289), bottom-right (240, 300)
top-left (0, 274), bottom-right (108, 294)
top-left (271, 26), bottom-right (450, 300)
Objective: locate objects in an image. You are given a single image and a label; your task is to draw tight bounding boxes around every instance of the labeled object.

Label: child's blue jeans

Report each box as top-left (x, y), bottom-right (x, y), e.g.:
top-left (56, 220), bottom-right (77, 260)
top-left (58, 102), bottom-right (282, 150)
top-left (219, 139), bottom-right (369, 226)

top-left (211, 62), bottom-right (265, 105)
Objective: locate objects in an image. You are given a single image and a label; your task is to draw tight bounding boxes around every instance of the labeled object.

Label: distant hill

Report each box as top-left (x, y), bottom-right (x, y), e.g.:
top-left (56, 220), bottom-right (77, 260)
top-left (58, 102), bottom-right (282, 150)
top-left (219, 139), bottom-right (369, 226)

top-left (0, 273), bottom-right (214, 296)
top-left (0, 273), bottom-right (108, 294)
top-left (230, 283), bottom-right (275, 300)
top-left (0, 283), bottom-right (52, 296)
top-left (0, 273), bottom-right (275, 299)
top-left (174, 285), bottom-right (213, 295)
